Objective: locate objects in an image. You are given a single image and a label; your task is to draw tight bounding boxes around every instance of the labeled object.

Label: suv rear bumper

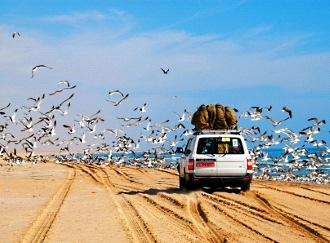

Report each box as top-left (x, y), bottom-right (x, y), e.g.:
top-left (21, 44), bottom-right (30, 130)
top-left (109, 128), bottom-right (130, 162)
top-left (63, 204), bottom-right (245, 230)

top-left (188, 173), bottom-right (253, 187)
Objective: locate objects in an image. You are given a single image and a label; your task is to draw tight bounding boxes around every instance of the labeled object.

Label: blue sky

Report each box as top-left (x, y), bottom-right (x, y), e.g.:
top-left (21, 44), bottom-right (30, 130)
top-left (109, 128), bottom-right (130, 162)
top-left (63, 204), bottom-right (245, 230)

top-left (0, 0), bottom-right (329, 145)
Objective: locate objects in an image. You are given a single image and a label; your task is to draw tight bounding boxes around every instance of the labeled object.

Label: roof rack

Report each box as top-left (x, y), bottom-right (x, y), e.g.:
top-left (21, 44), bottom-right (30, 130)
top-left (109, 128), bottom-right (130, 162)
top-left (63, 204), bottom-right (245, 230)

top-left (193, 130), bottom-right (241, 135)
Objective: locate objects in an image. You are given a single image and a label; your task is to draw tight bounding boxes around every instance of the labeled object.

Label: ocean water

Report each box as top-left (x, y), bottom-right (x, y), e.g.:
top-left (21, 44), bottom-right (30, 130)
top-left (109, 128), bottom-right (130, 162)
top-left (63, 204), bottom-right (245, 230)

top-left (252, 147), bottom-right (330, 177)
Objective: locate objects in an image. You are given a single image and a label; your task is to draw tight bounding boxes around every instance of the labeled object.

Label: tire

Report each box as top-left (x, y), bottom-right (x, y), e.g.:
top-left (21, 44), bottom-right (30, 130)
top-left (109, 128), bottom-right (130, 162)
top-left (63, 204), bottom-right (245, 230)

top-left (184, 173), bottom-right (195, 191)
top-left (185, 180), bottom-right (194, 190)
top-left (241, 183), bottom-right (250, 192)
top-left (179, 176), bottom-right (185, 189)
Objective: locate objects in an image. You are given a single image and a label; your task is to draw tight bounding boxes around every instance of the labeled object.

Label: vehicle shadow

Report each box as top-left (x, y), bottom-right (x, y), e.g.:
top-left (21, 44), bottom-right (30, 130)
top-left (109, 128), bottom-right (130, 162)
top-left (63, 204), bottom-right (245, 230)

top-left (118, 186), bottom-right (241, 195)
top-left (118, 187), bottom-right (182, 195)
top-left (202, 187), bottom-right (241, 194)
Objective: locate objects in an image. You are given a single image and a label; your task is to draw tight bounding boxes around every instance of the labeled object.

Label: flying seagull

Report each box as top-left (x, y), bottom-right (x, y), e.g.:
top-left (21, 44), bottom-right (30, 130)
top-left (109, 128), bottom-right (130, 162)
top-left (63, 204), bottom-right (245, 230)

top-left (265, 105), bottom-right (272, 112)
top-left (0, 103), bottom-right (11, 111)
top-left (108, 90), bottom-right (125, 97)
top-left (133, 103), bottom-right (147, 113)
top-left (12, 32), bottom-right (20, 39)
top-left (265, 116), bottom-right (289, 127)
top-left (282, 106), bottom-right (292, 118)
top-left (307, 117), bottom-right (326, 126)
top-left (63, 124), bottom-right (76, 134)
top-left (49, 85), bottom-right (76, 96)
top-left (31, 65), bottom-right (53, 78)
top-left (117, 116), bottom-right (142, 122)
top-left (161, 68), bottom-right (169, 74)
top-left (110, 93), bottom-right (129, 106)
top-left (58, 80), bottom-right (71, 87)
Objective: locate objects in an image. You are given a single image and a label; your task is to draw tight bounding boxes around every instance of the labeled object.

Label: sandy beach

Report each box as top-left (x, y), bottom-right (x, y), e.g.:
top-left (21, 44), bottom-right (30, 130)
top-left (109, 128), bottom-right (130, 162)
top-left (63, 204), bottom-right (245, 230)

top-left (0, 162), bottom-right (329, 243)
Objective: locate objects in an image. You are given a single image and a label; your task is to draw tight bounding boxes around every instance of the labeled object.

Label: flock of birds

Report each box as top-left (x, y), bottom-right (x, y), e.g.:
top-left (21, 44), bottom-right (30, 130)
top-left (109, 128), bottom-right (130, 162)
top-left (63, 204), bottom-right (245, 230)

top-left (1, 31), bottom-right (329, 184)
top-left (239, 106), bottom-right (329, 183)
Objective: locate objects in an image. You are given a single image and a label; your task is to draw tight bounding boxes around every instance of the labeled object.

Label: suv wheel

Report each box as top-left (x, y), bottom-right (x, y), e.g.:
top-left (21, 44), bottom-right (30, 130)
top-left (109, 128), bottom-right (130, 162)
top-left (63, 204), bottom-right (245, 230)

top-left (179, 176), bottom-right (185, 189)
top-left (184, 173), bottom-right (195, 191)
top-left (241, 183), bottom-right (250, 192)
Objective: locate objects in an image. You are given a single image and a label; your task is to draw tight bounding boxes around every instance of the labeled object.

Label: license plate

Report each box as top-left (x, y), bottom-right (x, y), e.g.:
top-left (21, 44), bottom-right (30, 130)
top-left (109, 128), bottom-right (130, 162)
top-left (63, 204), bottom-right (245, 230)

top-left (196, 161), bottom-right (215, 167)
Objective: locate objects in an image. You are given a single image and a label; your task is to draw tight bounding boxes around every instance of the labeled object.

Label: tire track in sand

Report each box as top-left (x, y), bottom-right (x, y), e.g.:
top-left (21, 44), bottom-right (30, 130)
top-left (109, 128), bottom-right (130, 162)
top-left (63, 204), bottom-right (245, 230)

top-left (20, 168), bottom-right (76, 243)
top-left (200, 193), bottom-right (277, 242)
top-left (63, 164), bottom-right (157, 242)
top-left (135, 194), bottom-right (198, 242)
top-left (100, 166), bottom-right (158, 243)
top-left (64, 163), bottom-right (102, 184)
top-left (158, 192), bottom-right (186, 209)
top-left (272, 204), bottom-right (330, 232)
top-left (300, 186), bottom-right (330, 196)
top-left (139, 194), bottom-right (193, 226)
top-left (101, 166), bottom-right (149, 193)
top-left (200, 192), bottom-right (283, 225)
top-left (75, 164), bottom-right (158, 243)
top-left (112, 167), bottom-right (144, 184)
top-left (258, 183), bottom-right (330, 204)
top-left (156, 168), bottom-right (178, 176)
top-left (187, 193), bottom-right (228, 243)
top-left (252, 191), bottom-right (329, 243)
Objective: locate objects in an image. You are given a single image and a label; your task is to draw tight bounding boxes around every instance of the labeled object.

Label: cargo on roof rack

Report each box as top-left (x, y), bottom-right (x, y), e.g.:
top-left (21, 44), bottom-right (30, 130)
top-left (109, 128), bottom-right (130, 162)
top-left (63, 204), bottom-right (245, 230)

top-left (191, 104), bottom-right (238, 130)
top-left (193, 130), bottom-right (241, 135)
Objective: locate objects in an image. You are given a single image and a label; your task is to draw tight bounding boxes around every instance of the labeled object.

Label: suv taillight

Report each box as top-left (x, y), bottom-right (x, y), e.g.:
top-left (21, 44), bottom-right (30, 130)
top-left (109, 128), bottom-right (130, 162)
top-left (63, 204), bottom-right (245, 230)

top-left (188, 159), bottom-right (194, 170)
top-left (247, 158), bottom-right (253, 171)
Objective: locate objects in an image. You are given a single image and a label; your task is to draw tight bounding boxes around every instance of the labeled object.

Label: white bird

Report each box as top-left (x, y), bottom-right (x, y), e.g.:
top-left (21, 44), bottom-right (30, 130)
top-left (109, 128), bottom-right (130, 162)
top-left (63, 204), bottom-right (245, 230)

top-left (282, 106), bottom-right (292, 118)
top-left (12, 32), bottom-right (20, 39)
top-left (63, 124), bottom-right (76, 134)
top-left (134, 103), bottom-right (147, 113)
top-left (307, 117), bottom-right (326, 126)
top-left (58, 80), bottom-right (71, 87)
top-left (31, 65), bottom-right (53, 78)
top-left (117, 116), bottom-right (142, 122)
top-left (49, 84), bottom-right (76, 96)
top-left (181, 129), bottom-right (193, 137)
top-left (161, 68), bottom-right (169, 74)
top-left (103, 128), bottom-right (125, 137)
top-left (143, 119), bottom-right (152, 131)
top-left (265, 116), bottom-right (289, 127)
top-left (4, 108), bottom-right (18, 124)
top-left (174, 109), bottom-right (189, 122)
top-left (110, 93), bottom-right (129, 106)
top-left (88, 124), bottom-right (97, 134)
top-left (108, 90), bottom-right (125, 97)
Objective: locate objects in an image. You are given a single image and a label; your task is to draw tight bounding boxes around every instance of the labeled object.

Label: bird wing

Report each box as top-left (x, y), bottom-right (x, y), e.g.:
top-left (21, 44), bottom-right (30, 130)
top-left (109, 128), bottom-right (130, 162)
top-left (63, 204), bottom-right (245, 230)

top-left (58, 93), bottom-right (74, 107)
top-left (0, 103), bottom-right (11, 111)
top-left (114, 94), bottom-right (129, 106)
top-left (108, 90), bottom-right (124, 97)
top-left (58, 80), bottom-right (70, 87)
top-left (279, 117), bottom-right (290, 123)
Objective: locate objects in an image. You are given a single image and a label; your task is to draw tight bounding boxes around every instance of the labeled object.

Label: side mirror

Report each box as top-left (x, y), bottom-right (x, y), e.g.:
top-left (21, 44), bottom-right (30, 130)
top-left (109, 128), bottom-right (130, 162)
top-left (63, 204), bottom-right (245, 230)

top-left (175, 147), bottom-right (184, 154)
top-left (185, 149), bottom-right (192, 155)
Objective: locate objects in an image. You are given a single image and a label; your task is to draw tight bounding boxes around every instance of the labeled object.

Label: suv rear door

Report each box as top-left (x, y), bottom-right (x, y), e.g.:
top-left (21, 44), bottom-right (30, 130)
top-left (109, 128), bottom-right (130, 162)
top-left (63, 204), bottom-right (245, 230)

top-left (216, 136), bottom-right (246, 176)
top-left (193, 136), bottom-right (218, 177)
top-left (195, 136), bottom-right (247, 176)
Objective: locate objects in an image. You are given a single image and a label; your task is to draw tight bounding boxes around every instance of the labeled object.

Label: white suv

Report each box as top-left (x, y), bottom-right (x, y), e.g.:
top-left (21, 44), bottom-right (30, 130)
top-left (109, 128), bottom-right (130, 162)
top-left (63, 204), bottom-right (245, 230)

top-left (177, 130), bottom-right (253, 191)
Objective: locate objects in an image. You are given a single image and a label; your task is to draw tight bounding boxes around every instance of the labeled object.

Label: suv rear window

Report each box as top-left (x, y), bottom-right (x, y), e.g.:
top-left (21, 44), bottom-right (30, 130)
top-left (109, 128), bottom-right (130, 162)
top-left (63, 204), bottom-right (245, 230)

top-left (197, 137), bottom-right (244, 155)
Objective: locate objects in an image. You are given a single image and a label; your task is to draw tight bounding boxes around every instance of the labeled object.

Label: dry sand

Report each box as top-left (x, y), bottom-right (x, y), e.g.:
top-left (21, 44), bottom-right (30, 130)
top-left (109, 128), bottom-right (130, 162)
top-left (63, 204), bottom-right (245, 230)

top-left (0, 162), bottom-right (329, 243)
